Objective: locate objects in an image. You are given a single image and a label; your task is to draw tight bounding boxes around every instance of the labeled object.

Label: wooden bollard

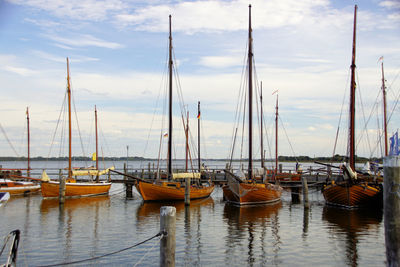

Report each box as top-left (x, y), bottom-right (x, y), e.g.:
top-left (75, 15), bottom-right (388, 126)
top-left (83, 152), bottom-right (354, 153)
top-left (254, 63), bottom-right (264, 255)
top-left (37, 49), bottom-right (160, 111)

top-left (59, 174), bottom-right (66, 204)
top-left (302, 176), bottom-right (310, 208)
top-left (124, 163), bottom-right (133, 198)
top-left (185, 178), bottom-right (190, 206)
top-left (383, 156), bottom-right (400, 266)
top-left (160, 206), bottom-right (176, 267)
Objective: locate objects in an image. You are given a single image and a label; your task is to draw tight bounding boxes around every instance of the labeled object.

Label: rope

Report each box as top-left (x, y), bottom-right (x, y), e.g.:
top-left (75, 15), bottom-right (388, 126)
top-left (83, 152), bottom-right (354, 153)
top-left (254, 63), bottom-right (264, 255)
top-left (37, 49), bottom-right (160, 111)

top-left (34, 231), bottom-right (165, 267)
top-left (133, 233), bottom-right (163, 267)
top-left (0, 122), bottom-right (20, 157)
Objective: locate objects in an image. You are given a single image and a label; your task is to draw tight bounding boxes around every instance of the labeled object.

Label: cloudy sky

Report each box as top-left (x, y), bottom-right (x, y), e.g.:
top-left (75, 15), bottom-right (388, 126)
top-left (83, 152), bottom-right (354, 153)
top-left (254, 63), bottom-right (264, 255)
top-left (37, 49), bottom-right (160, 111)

top-left (0, 0), bottom-right (399, 160)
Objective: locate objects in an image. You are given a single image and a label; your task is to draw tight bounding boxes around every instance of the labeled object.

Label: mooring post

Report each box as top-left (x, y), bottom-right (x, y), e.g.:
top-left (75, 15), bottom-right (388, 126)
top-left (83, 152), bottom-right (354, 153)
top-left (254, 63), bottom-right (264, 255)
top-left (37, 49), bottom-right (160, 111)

top-left (124, 163), bottom-right (133, 198)
top-left (291, 187), bottom-right (300, 203)
top-left (279, 164), bottom-right (283, 173)
top-left (160, 206), bottom-right (176, 267)
top-left (59, 170), bottom-right (65, 204)
top-left (383, 156), bottom-right (400, 266)
top-left (302, 176), bottom-right (310, 208)
top-left (185, 178), bottom-right (190, 206)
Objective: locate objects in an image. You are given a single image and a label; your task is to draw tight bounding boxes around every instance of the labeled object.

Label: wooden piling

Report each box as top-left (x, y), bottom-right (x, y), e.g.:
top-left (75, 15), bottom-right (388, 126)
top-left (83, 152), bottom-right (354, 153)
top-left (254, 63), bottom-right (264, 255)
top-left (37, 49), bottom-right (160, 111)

top-left (59, 171), bottom-right (65, 204)
top-left (160, 206), bottom-right (176, 267)
top-left (302, 176), bottom-right (310, 208)
top-left (291, 187), bottom-right (300, 203)
top-left (124, 163), bottom-right (133, 198)
top-left (383, 156), bottom-right (400, 266)
top-left (185, 178), bottom-right (190, 206)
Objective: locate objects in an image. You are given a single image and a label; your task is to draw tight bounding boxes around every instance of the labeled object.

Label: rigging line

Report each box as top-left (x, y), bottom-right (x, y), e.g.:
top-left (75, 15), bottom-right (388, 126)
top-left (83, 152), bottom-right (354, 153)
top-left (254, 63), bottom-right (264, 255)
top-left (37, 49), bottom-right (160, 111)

top-left (240, 75), bottom-right (248, 164)
top-left (354, 71), bottom-right (373, 156)
top-left (0, 122), bottom-right (20, 157)
top-left (278, 115), bottom-right (298, 161)
top-left (34, 232), bottom-right (165, 267)
top-left (133, 234), bottom-right (163, 267)
top-left (142, 43), bottom-right (169, 169)
top-left (71, 89), bottom-right (88, 167)
top-left (228, 41), bottom-right (248, 161)
top-left (46, 91), bottom-right (67, 163)
top-left (367, 93), bottom-right (385, 158)
top-left (86, 113), bottom-right (94, 161)
top-left (331, 68), bottom-right (351, 162)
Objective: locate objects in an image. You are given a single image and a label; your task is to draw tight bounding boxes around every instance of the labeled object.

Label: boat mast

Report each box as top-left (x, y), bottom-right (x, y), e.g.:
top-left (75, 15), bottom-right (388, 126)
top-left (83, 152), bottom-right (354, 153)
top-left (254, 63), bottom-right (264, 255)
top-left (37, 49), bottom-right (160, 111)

top-left (349, 5), bottom-right (357, 170)
top-left (66, 57), bottom-right (72, 178)
top-left (95, 105), bottom-right (99, 182)
top-left (186, 111), bottom-right (189, 172)
top-left (26, 107), bottom-right (30, 176)
top-left (275, 93), bottom-right (278, 177)
top-left (198, 101), bottom-right (201, 171)
top-left (260, 82), bottom-right (264, 169)
top-left (381, 60), bottom-right (388, 156)
top-left (168, 15), bottom-right (173, 180)
top-left (248, 4), bottom-right (253, 179)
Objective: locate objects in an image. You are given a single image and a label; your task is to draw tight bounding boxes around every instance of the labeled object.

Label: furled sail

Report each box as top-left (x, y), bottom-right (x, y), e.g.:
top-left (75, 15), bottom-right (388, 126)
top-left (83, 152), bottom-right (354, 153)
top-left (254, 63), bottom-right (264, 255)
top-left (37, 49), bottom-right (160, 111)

top-left (71, 166), bottom-right (115, 176)
top-left (172, 172), bottom-right (201, 179)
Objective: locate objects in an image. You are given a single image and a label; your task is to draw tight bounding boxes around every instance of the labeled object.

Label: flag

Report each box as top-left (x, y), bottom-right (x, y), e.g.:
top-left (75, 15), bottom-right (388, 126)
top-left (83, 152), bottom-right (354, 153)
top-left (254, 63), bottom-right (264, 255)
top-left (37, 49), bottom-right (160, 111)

top-left (92, 152), bottom-right (97, 161)
top-left (197, 111), bottom-right (201, 119)
top-left (378, 56), bottom-right (384, 63)
top-left (163, 132), bottom-right (168, 138)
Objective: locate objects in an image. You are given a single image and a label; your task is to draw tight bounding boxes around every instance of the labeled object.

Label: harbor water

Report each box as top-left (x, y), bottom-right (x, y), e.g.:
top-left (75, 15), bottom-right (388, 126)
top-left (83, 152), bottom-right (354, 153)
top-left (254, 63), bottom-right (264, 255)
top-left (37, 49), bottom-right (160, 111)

top-left (1, 161), bottom-right (386, 266)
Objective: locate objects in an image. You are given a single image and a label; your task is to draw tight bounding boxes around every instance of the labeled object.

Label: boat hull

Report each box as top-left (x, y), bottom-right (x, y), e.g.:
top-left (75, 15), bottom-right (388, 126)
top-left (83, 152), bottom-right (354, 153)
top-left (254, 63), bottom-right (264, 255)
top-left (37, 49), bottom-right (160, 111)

top-left (322, 181), bottom-right (381, 208)
top-left (41, 181), bottom-right (111, 198)
top-left (0, 180), bottom-right (41, 195)
top-left (135, 181), bottom-right (214, 201)
top-left (222, 182), bottom-right (282, 205)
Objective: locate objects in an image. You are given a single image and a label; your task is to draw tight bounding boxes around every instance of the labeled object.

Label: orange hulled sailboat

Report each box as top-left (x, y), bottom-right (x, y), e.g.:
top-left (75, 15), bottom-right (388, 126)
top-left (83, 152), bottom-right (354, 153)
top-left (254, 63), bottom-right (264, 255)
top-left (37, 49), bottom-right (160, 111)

top-left (41, 58), bottom-right (112, 198)
top-left (135, 15), bottom-right (214, 201)
top-left (0, 107), bottom-right (41, 195)
top-left (222, 5), bottom-right (282, 205)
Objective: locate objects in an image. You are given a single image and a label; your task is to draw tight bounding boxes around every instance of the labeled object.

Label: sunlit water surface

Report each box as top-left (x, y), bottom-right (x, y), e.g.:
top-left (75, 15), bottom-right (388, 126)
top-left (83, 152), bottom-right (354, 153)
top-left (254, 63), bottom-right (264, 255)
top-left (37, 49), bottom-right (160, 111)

top-left (0, 161), bottom-right (385, 266)
top-left (1, 186), bottom-right (385, 266)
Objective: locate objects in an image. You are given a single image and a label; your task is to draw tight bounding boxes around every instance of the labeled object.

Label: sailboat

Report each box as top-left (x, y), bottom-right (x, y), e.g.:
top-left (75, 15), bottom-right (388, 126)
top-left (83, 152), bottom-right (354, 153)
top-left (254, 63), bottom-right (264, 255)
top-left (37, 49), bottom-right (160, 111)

top-left (41, 58), bottom-right (112, 198)
top-left (268, 92), bottom-right (301, 182)
top-left (0, 107), bottom-right (41, 195)
top-left (322, 5), bottom-right (381, 208)
top-left (222, 5), bottom-right (282, 205)
top-left (135, 15), bottom-right (214, 202)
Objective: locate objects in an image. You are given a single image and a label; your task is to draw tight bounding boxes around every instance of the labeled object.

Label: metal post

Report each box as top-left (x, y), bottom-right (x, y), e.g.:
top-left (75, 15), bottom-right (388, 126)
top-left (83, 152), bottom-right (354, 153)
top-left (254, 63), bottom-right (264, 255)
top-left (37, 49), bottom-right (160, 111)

top-left (383, 156), bottom-right (400, 266)
top-left (160, 206), bottom-right (176, 267)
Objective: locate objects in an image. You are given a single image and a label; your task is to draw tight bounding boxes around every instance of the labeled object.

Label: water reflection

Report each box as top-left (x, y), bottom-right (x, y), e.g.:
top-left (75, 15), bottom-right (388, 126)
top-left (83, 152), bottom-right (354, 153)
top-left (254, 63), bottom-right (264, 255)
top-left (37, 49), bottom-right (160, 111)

top-left (223, 202), bottom-right (282, 266)
top-left (136, 197), bottom-right (214, 266)
top-left (322, 206), bottom-right (382, 267)
top-left (136, 197), bottom-right (215, 224)
top-left (39, 196), bottom-right (111, 265)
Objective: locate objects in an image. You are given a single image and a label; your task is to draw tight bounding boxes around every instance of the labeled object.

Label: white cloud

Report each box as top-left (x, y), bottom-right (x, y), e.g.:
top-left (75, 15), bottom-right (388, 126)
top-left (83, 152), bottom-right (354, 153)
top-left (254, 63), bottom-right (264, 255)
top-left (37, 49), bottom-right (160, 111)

top-left (199, 56), bottom-right (241, 68)
top-left (7, 0), bottom-right (127, 21)
top-left (44, 34), bottom-right (123, 49)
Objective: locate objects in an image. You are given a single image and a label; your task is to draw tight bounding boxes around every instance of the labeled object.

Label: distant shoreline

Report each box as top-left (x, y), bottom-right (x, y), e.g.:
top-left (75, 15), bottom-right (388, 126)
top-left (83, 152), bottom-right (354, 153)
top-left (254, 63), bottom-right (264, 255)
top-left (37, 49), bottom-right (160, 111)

top-left (0, 155), bottom-right (382, 163)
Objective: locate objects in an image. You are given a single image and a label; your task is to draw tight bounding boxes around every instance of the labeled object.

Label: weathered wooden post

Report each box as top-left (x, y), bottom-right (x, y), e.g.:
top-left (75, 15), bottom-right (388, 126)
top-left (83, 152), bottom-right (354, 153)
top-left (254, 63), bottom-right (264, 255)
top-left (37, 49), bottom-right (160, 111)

top-left (160, 206), bottom-right (176, 267)
top-left (302, 176), bottom-right (310, 208)
top-left (185, 178), bottom-right (190, 206)
top-left (59, 170), bottom-right (65, 204)
top-left (383, 156), bottom-right (400, 266)
top-left (124, 163), bottom-right (133, 198)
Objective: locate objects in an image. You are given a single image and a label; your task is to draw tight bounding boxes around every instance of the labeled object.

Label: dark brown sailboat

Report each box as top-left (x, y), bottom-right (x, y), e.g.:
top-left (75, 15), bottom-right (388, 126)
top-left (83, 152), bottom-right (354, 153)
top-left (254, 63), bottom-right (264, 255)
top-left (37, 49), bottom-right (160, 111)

top-left (222, 5), bottom-right (282, 205)
top-left (322, 5), bottom-right (381, 208)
